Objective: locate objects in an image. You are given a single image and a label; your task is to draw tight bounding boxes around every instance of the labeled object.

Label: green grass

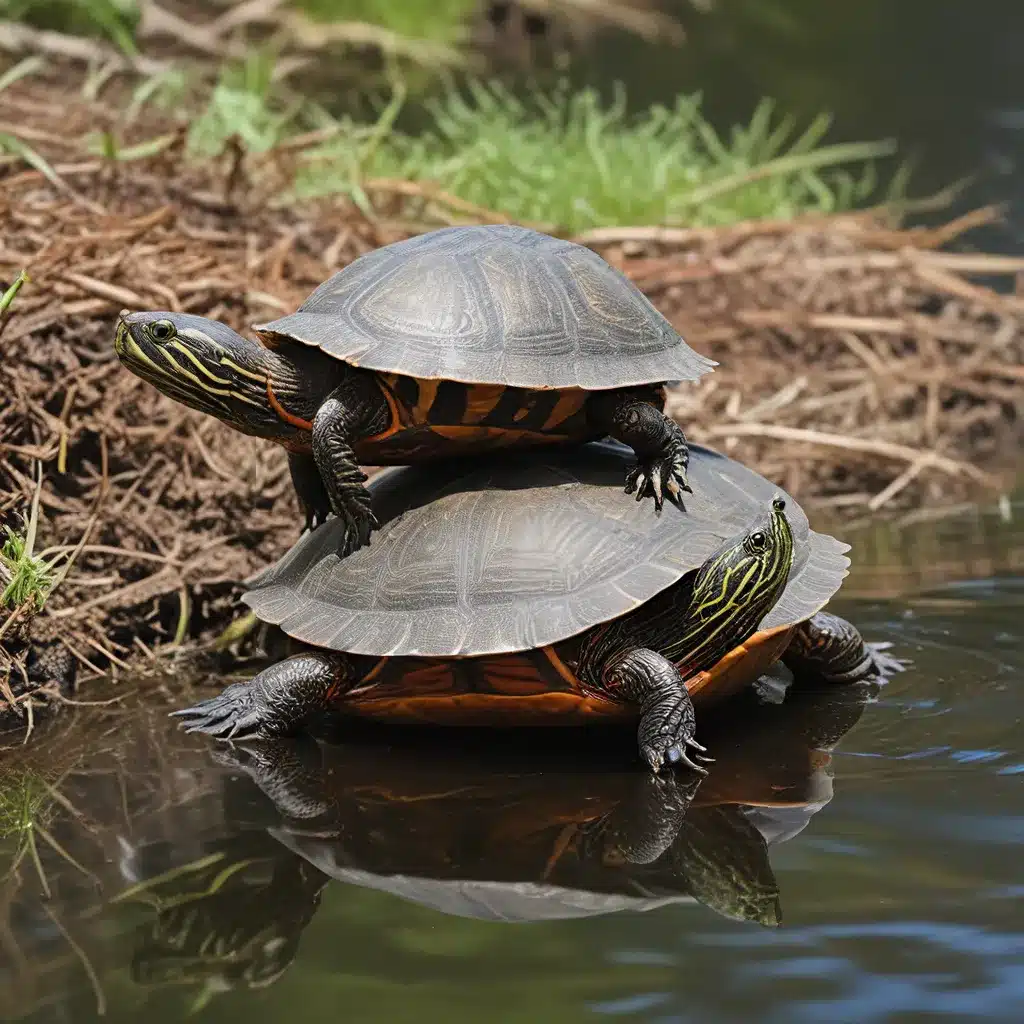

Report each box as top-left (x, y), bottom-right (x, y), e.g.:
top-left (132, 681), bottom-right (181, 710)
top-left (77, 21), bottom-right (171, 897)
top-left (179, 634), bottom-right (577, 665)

top-left (1, 0), bottom-right (474, 53)
top-left (297, 0), bottom-right (477, 45)
top-left (156, 69), bottom-right (898, 230)
top-left (0, 269), bottom-right (29, 314)
top-left (0, 767), bottom-right (54, 895)
top-left (4, 2), bottom-right (902, 229)
top-left (0, 769), bottom-right (49, 842)
top-left (296, 81), bottom-right (898, 229)
top-left (0, 523), bottom-right (56, 611)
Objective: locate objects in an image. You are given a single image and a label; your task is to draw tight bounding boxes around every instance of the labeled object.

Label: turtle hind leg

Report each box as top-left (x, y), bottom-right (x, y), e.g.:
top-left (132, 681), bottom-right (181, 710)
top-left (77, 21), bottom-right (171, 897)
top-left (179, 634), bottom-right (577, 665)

top-left (288, 452), bottom-right (332, 533)
top-left (783, 611), bottom-right (910, 685)
top-left (587, 389), bottom-right (691, 512)
top-left (602, 646), bottom-right (711, 775)
top-left (172, 651), bottom-right (356, 740)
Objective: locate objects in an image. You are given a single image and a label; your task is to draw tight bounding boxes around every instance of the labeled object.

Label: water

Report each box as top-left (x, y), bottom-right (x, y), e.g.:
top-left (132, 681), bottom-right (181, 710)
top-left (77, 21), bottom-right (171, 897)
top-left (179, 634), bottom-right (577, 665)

top-left (2, 500), bottom-right (1022, 1023)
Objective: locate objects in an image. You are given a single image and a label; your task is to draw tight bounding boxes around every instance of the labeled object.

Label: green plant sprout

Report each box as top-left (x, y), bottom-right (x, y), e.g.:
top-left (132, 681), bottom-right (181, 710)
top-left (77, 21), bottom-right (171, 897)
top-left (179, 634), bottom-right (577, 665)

top-left (0, 521), bottom-right (59, 612)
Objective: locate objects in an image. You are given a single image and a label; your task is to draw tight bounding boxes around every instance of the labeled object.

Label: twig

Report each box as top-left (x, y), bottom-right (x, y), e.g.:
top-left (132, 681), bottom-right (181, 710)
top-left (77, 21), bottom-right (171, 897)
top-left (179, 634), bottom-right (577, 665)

top-left (701, 423), bottom-right (997, 484)
top-left (0, 20), bottom-right (167, 75)
top-left (868, 453), bottom-right (939, 511)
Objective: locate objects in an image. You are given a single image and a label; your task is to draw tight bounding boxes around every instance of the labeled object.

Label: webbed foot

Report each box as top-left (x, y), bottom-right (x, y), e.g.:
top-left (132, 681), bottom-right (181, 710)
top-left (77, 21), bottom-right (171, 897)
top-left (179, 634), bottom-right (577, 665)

top-left (784, 612), bottom-right (911, 685)
top-left (173, 680), bottom-right (286, 740)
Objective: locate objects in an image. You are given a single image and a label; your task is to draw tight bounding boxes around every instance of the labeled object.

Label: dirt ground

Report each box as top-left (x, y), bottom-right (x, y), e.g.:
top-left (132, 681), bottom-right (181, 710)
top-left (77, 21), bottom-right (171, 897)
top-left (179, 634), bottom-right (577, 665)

top-left (1, 75), bottom-right (1022, 719)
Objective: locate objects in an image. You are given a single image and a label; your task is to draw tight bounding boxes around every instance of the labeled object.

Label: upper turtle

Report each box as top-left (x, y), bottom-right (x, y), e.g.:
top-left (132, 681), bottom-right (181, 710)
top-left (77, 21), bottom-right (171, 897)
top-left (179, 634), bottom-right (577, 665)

top-left (255, 224), bottom-right (715, 389)
top-left (116, 225), bottom-right (714, 556)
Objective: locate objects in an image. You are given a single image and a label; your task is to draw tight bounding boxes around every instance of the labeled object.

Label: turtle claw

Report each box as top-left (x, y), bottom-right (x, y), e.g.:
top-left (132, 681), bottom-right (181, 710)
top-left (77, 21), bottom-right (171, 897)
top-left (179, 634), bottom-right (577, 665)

top-left (624, 454), bottom-right (690, 514)
top-left (171, 681), bottom-right (282, 741)
top-left (866, 643), bottom-right (911, 680)
top-left (333, 502), bottom-right (379, 559)
top-left (643, 731), bottom-right (711, 778)
top-left (654, 740), bottom-right (710, 777)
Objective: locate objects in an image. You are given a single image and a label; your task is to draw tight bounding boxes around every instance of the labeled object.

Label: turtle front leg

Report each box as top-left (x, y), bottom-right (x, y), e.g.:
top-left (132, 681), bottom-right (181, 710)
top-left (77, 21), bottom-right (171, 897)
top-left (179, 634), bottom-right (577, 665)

top-left (588, 389), bottom-right (691, 511)
top-left (602, 647), bottom-right (712, 775)
top-left (312, 394), bottom-right (381, 557)
top-left (288, 452), bottom-right (332, 532)
top-left (172, 651), bottom-right (357, 740)
top-left (783, 611), bottom-right (909, 685)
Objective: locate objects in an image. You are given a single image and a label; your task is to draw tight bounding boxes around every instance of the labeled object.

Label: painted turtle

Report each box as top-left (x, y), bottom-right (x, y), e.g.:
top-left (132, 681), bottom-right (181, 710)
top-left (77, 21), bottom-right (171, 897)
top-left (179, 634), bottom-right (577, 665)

top-left (173, 442), bottom-right (903, 771)
top-left (114, 224), bottom-right (714, 556)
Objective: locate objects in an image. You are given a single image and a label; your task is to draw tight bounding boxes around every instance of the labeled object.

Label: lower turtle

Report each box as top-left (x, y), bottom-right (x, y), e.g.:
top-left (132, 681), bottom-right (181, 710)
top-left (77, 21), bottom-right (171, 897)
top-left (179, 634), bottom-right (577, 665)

top-left (174, 442), bottom-right (904, 772)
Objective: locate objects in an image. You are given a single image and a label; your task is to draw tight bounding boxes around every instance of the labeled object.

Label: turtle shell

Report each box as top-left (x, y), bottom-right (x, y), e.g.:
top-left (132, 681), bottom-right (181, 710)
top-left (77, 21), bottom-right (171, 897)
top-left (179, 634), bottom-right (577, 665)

top-left (245, 441), bottom-right (850, 658)
top-left (254, 225), bottom-right (715, 389)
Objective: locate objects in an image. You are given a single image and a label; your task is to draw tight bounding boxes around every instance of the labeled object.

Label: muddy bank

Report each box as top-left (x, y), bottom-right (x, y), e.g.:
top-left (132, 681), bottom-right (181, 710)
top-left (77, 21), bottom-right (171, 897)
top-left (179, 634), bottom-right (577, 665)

top-left (1, 78), bottom-right (1022, 718)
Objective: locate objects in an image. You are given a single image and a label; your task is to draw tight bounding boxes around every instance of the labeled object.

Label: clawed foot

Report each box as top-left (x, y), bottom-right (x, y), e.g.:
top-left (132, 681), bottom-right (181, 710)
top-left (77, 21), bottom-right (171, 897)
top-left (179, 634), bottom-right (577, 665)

top-left (332, 492), bottom-right (380, 558)
top-left (300, 491), bottom-right (378, 555)
top-left (865, 641), bottom-right (911, 680)
top-left (644, 732), bottom-right (714, 776)
top-left (624, 452), bottom-right (691, 513)
top-left (640, 698), bottom-right (714, 776)
top-left (172, 680), bottom-right (289, 741)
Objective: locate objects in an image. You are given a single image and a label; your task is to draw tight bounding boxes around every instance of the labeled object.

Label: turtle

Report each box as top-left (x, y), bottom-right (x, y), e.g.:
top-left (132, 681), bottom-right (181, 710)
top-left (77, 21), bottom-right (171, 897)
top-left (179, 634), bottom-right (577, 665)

top-left (114, 224), bottom-right (715, 556)
top-left (173, 441), bottom-right (903, 771)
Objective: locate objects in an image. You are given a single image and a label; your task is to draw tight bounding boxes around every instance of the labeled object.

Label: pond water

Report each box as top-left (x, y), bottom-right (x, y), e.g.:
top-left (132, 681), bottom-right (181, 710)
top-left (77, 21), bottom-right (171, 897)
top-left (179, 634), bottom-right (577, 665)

top-left (1, 497), bottom-right (1022, 1023)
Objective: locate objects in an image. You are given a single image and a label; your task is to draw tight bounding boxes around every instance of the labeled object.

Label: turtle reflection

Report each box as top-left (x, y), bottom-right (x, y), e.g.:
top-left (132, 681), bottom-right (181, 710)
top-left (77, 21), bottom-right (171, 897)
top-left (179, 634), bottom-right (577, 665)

top-left (126, 681), bottom-right (869, 997)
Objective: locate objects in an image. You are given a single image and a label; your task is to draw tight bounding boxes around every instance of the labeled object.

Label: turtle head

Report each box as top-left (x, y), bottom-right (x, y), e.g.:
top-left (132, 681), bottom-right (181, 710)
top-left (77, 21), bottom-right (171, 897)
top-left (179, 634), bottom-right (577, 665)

top-left (114, 311), bottom-right (306, 438)
top-left (676, 497), bottom-right (795, 671)
top-left (692, 496), bottom-right (794, 610)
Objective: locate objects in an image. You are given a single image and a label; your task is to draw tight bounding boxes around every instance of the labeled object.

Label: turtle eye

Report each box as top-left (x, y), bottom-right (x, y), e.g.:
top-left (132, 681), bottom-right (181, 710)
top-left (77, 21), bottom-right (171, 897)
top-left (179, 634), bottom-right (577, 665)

top-left (149, 320), bottom-right (176, 342)
top-left (746, 530), bottom-right (768, 554)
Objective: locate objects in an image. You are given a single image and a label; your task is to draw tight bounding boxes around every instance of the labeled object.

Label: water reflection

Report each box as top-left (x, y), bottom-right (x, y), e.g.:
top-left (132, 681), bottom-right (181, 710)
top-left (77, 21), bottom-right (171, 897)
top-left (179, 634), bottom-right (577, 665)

top-left (1, 679), bottom-right (869, 1018)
